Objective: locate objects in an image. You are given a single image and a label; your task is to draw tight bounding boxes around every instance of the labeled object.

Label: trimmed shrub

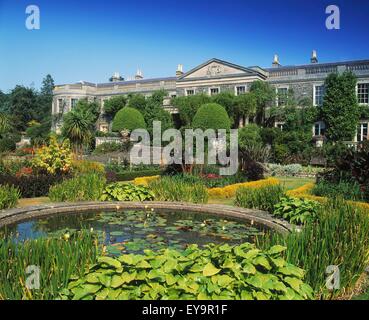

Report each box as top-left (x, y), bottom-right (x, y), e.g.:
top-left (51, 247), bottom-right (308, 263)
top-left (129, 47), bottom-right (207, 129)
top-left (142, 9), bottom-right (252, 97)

top-left (235, 184), bottom-right (284, 213)
top-left (0, 185), bottom-right (20, 209)
top-left (0, 174), bottom-right (70, 198)
top-left (112, 107), bottom-right (146, 132)
top-left (48, 174), bottom-right (106, 202)
top-left (61, 243), bottom-right (313, 300)
top-left (192, 103), bottom-right (231, 131)
top-left (273, 197), bottom-right (320, 225)
top-left (149, 176), bottom-right (208, 204)
top-left (0, 138), bottom-right (16, 153)
top-left (100, 182), bottom-right (154, 201)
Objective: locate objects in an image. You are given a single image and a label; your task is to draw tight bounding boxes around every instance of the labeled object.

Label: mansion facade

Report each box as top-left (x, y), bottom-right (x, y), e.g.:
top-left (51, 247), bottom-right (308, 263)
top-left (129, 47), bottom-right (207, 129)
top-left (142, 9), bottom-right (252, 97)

top-left (52, 52), bottom-right (369, 143)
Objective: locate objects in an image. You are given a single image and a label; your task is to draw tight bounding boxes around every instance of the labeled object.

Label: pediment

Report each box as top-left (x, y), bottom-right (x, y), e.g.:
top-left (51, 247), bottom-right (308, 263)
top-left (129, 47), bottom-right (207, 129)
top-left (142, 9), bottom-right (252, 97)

top-left (179, 58), bottom-right (258, 80)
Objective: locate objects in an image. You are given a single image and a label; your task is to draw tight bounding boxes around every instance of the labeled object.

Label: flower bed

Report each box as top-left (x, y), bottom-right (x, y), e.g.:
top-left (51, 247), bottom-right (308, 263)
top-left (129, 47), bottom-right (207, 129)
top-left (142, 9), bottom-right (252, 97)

top-left (133, 175), bottom-right (160, 186)
top-left (208, 178), bottom-right (280, 199)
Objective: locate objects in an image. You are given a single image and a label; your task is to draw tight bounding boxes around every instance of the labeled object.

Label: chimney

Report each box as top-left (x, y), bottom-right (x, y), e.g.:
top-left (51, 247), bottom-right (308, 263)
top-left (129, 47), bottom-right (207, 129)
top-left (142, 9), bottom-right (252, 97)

top-left (272, 54), bottom-right (281, 68)
top-left (110, 72), bottom-right (124, 82)
top-left (311, 50), bottom-right (318, 64)
top-left (176, 64), bottom-right (184, 77)
top-left (135, 69), bottom-right (143, 80)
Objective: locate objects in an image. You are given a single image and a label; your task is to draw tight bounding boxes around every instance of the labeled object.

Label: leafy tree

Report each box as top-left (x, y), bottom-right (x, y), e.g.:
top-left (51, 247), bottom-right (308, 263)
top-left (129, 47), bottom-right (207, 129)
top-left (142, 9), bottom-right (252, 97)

top-left (234, 93), bottom-right (257, 125)
top-left (172, 94), bottom-right (211, 127)
top-left (112, 107), bottom-right (146, 133)
top-left (321, 72), bottom-right (360, 142)
top-left (249, 80), bottom-right (275, 126)
top-left (26, 120), bottom-right (51, 146)
top-left (144, 91), bottom-right (173, 135)
top-left (0, 91), bottom-right (8, 112)
top-left (192, 103), bottom-right (231, 131)
top-left (127, 94), bottom-right (147, 113)
top-left (7, 86), bottom-right (39, 131)
top-left (103, 95), bottom-right (127, 118)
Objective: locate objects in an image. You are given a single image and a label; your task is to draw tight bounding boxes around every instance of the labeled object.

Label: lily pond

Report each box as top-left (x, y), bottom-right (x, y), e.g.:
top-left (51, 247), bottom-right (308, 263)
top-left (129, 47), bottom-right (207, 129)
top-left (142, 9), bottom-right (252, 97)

top-left (1, 209), bottom-right (265, 255)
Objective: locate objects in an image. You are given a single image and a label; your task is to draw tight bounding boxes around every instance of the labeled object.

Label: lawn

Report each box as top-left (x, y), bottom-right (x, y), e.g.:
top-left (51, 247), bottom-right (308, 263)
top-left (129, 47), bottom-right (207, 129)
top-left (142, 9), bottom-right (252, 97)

top-left (277, 176), bottom-right (315, 191)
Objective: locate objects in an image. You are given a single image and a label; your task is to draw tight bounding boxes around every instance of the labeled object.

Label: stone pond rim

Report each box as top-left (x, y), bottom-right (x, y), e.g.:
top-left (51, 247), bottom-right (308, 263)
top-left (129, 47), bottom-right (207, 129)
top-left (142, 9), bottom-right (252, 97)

top-left (0, 202), bottom-right (294, 234)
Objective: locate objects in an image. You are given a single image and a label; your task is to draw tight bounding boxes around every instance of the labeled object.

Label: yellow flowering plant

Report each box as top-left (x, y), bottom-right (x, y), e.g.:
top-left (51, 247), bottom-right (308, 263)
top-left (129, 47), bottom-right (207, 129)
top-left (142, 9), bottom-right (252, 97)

top-left (32, 136), bottom-right (73, 175)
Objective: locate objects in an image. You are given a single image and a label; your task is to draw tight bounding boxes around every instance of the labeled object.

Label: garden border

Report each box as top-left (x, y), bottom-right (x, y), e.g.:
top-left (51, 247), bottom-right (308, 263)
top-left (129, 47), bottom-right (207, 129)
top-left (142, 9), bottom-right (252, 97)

top-left (0, 202), bottom-right (295, 234)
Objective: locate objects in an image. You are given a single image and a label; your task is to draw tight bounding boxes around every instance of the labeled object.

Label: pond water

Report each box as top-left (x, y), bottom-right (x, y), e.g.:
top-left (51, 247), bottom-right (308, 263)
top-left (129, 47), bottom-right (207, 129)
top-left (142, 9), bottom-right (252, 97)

top-left (1, 209), bottom-right (265, 255)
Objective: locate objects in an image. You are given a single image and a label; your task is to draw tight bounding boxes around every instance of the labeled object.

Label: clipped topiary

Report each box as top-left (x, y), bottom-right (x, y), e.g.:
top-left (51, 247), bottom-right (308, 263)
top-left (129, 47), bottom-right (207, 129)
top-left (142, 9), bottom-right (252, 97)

top-left (192, 103), bottom-right (231, 131)
top-left (112, 107), bottom-right (146, 133)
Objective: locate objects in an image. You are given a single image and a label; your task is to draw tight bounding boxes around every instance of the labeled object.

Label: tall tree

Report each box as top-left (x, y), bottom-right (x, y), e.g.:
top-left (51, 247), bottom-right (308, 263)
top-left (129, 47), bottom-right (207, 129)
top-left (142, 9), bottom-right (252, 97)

top-left (7, 85), bottom-right (39, 131)
top-left (103, 95), bottom-right (127, 118)
top-left (40, 74), bottom-right (55, 97)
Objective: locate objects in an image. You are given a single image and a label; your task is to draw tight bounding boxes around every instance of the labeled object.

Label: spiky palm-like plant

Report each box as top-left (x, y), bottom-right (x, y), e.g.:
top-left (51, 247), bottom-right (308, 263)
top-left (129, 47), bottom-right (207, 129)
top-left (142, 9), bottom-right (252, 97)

top-left (61, 109), bottom-right (93, 157)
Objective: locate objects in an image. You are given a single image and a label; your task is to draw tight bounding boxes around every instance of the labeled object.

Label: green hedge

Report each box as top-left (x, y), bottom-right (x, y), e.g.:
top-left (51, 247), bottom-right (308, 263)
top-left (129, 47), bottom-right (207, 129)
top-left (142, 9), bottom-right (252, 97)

top-left (115, 169), bottom-right (162, 181)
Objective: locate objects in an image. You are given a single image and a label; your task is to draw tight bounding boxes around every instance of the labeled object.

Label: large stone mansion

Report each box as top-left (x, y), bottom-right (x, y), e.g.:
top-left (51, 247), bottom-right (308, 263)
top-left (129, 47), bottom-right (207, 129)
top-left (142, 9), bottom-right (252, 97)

top-left (52, 52), bottom-right (369, 143)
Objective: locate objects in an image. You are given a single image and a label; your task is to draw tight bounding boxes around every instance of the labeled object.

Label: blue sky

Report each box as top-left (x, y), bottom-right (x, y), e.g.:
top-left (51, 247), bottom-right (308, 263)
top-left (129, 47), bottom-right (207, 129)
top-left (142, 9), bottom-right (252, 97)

top-left (0, 0), bottom-right (368, 92)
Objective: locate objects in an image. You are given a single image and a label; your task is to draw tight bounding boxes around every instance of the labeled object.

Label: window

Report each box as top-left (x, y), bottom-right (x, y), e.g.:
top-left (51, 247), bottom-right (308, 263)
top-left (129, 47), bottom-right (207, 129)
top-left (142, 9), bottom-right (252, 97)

top-left (186, 89), bottom-right (195, 96)
top-left (235, 86), bottom-right (246, 96)
top-left (71, 98), bottom-right (78, 109)
top-left (277, 88), bottom-right (288, 106)
top-left (314, 121), bottom-right (326, 137)
top-left (357, 123), bottom-right (368, 142)
top-left (209, 88), bottom-right (219, 96)
top-left (314, 85), bottom-right (325, 106)
top-left (358, 83), bottom-right (369, 104)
